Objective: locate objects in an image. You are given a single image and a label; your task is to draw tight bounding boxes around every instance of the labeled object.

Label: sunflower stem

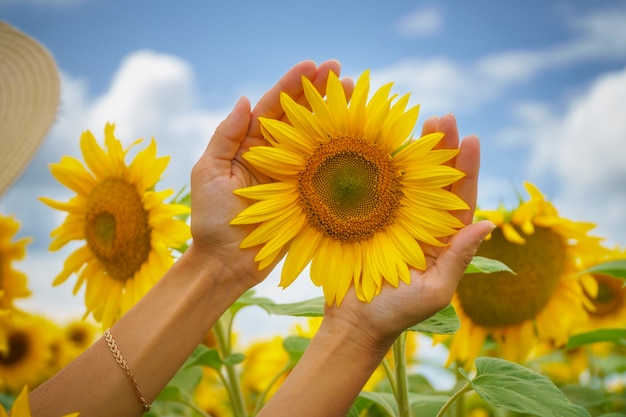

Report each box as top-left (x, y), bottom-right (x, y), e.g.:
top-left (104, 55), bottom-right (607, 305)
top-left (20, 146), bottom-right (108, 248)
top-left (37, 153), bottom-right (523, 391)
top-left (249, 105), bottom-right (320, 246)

top-left (381, 357), bottom-right (397, 395)
top-left (436, 383), bottom-right (471, 417)
top-left (214, 312), bottom-right (248, 417)
top-left (393, 332), bottom-right (411, 417)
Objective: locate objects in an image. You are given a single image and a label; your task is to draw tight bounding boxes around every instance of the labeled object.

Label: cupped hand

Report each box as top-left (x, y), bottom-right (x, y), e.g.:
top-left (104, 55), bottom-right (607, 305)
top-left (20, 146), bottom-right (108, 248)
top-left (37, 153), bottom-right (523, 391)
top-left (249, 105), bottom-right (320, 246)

top-left (188, 60), bottom-right (354, 289)
top-left (323, 115), bottom-right (495, 352)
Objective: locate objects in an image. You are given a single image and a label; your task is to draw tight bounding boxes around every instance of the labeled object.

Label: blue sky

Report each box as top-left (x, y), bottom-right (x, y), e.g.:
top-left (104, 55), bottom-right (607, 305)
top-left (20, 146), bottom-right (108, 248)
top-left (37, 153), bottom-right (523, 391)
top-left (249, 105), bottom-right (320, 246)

top-left (2, 0), bottom-right (626, 342)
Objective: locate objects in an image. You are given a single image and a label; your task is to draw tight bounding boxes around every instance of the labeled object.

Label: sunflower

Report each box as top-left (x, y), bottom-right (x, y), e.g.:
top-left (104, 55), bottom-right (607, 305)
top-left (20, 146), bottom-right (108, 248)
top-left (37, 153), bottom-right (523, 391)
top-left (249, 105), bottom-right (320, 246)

top-left (44, 319), bottom-right (98, 379)
top-left (445, 182), bottom-right (605, 366)
top-left (40, 123), bottom-right (190, 329)
top-left (240, 336), bottom-right (290, 399)
top-left (0, 385), bottom-right (79, 417)
top-left (0, 313), bottom-right (56, 394)
top-left (231, 70), bottom-right (467, 305)
top-left (442, 182), bottom-right (605, 363)
top-left (0, 215), bottom-right (31, 310)
top-left (0, 214), bottom-right (32, 354)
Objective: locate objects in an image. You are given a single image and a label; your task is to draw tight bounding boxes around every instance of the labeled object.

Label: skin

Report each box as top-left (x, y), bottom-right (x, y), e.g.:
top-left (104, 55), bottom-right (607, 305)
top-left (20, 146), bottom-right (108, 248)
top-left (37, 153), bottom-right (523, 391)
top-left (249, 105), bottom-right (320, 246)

top-left (28, 59), bottom-right (493, 417)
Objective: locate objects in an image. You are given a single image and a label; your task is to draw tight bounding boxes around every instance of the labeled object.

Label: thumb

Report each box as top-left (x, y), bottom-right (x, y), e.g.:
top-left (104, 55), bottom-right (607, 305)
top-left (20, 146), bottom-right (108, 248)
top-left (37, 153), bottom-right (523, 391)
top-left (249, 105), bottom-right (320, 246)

top-left (435, 220), bottom-right (496, 285)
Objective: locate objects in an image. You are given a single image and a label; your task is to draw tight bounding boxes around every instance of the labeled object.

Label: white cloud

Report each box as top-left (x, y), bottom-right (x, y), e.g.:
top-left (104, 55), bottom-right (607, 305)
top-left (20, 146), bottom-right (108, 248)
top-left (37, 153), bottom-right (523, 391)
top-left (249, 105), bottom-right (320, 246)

top-left (1, 50), bottom-right (230, 323)
top-left (503, 66), bottom-right (626, 246)
top-left (85, 50), bottom-right (224, 191)
top-left (376, 5), bottom-right (626, 118)
top-left (2, 49), bottom-right (325, 339)
top-left (368, 57), bottom-right (499, 118)
top-left (551, 68), bottom-right (626, 245)
top-left (477, 6), bottom-right (626, 84)
top-left (393, 6), bottom-right (444, 37)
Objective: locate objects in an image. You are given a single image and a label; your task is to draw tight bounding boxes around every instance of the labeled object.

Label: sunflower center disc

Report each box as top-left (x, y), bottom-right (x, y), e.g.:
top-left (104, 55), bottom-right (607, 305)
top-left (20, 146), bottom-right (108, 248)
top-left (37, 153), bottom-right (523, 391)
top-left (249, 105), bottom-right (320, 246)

top-left (456, 226), bottom-right (566, 327)
top-left (298, 136), bottom-right (402, 242)
top-left (0, 331), bottom-right (28, 365)
top-left (84, 178), bottom-right (151, 282)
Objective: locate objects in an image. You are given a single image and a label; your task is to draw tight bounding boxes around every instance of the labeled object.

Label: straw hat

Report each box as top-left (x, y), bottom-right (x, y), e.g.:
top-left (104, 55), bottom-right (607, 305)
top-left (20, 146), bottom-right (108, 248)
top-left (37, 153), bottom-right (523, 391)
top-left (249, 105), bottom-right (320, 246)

top-left (0, 21), bottom-right (60, 196)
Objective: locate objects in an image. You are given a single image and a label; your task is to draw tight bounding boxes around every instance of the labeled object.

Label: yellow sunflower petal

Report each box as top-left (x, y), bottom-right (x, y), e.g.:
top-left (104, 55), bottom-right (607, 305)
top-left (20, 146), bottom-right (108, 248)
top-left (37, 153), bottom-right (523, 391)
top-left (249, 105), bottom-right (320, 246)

top-left (302, 76), bottom-right (336, 136)
top-left (234, 181), bottom-right (298, 201)
top-left (259, 116), bottom-right (316, 155)
top-left (347, 70), bottom-right (370, 137)
top-left (49, 156), bottom-right (96, 196)
top-left (281, 227), bottom-right (323, 288)
top-left (243, 146), bottom-right (304, 180)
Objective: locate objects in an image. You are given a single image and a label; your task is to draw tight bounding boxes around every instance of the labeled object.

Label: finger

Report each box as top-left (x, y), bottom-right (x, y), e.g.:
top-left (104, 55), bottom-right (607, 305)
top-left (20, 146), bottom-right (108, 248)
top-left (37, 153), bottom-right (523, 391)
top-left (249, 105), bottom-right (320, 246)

top-left (342, 77), bottom-right (355, 102)
top-left (434, 114), bottom-right (459, 150)
top-left (420, 115), bottom-right (439, 137)
top-left (292, 59), bottom-right (342, 109)
top-left (432, 220), bottom-right (495, 288)
top-left (451, 135), bottom-right (480, 224)
top-left (248, 60), bottom-right (320, 137)
top-left (203, 96), bottom-right (252, 163)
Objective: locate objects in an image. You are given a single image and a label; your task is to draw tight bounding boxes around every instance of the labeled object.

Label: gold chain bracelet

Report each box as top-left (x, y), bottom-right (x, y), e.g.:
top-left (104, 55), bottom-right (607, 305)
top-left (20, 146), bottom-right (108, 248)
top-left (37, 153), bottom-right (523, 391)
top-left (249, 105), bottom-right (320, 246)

top-left (104, 329), bottom-right (151, 413)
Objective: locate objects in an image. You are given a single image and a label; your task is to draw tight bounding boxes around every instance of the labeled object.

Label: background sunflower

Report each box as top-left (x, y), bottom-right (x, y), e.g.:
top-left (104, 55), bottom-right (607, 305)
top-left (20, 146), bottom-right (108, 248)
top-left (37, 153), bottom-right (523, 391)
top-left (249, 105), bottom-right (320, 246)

top-left (40, 123), bottom-right (191, 329)
top-left (446, 182), bottom-right (607, 366)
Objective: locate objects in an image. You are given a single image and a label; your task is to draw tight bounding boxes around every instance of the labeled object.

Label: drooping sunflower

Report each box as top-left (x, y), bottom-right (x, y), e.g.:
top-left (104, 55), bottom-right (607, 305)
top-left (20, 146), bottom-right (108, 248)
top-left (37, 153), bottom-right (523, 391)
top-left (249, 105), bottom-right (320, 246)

top-left (445, 181), bottom-right (605, 366)
top-left (40, 123), bottom-right (190, 329)
top-left (231, 70), bottom-right (467, 305)
top-left (0, 313), bottom-right (56, 394)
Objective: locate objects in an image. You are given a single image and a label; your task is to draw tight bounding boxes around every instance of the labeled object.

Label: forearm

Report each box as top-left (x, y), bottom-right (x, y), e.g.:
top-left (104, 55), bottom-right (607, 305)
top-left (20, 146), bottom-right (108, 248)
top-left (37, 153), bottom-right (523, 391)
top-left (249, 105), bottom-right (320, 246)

top-left (30, 244), bottom-right (248, 417)
top-left (257, 317), bottom-right (392, 417)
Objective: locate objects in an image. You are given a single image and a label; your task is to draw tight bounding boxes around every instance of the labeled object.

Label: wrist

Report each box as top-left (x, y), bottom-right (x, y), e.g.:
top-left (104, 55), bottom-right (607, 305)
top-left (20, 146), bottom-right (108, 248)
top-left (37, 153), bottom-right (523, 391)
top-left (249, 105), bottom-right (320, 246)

top-left (179, 242), bottom-right (257, 296)
top-left (318, 311), bottom-right (397, 359)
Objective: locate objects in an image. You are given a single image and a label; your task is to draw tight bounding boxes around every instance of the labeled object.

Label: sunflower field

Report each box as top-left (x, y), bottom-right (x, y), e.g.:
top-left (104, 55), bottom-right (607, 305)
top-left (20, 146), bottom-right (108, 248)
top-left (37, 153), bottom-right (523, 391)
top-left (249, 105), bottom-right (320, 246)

top-left (1, 92), bottom-right (625, 416)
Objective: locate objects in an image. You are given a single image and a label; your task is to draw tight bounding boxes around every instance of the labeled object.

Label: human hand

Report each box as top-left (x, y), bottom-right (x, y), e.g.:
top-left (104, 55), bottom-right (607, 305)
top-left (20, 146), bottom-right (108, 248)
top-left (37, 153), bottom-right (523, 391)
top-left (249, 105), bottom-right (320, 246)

top-left (188, 60), bottom-right (354, 290)
top-left (322, 114), bottom-right (495, 352)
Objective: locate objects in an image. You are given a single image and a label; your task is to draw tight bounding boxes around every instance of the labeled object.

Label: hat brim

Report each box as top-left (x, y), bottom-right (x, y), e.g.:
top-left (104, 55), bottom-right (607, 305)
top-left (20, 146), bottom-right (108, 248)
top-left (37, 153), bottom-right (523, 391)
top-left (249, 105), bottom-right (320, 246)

top-left (0, 21), bottom-right (61, 196)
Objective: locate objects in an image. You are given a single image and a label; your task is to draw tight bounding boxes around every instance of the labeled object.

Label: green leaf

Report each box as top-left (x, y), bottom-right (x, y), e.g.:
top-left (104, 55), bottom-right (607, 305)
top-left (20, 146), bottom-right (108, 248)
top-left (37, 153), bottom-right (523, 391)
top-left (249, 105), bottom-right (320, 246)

top-left (233, 291), bottom-right (325, 317)
top-left (461, 357), bottom-right (590, 417)
top-left (184, 346), bottom-right (223, 371)
top-left (580, 259), bottom-right (626, 281)
top-left (167, 364), bottom-right (204, 394)
top-left (155, 385), bottom-right (190, 403)
top-left (408, 393), bottom-right (449, 416)
top-left (283, 335), bottom-right (310, 365)
top-left (566, 328), bottom-right (626, 350)
top-left (223, 353), bottom-right (246, 366)
top-left (232, 290), bottom-right (277, 314)
top-left (408, 304), bottom-right (460, 335)
top-left (264, 297), bottom-right (325, 317)
top-left (345, 405), bottom-right (361, 417)
top-left (357, 391), bottom-right (398, 417)
top-left (559, 385), bottom-right (605, 408)
top-left (466, 256), bottom-right (515, 274)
